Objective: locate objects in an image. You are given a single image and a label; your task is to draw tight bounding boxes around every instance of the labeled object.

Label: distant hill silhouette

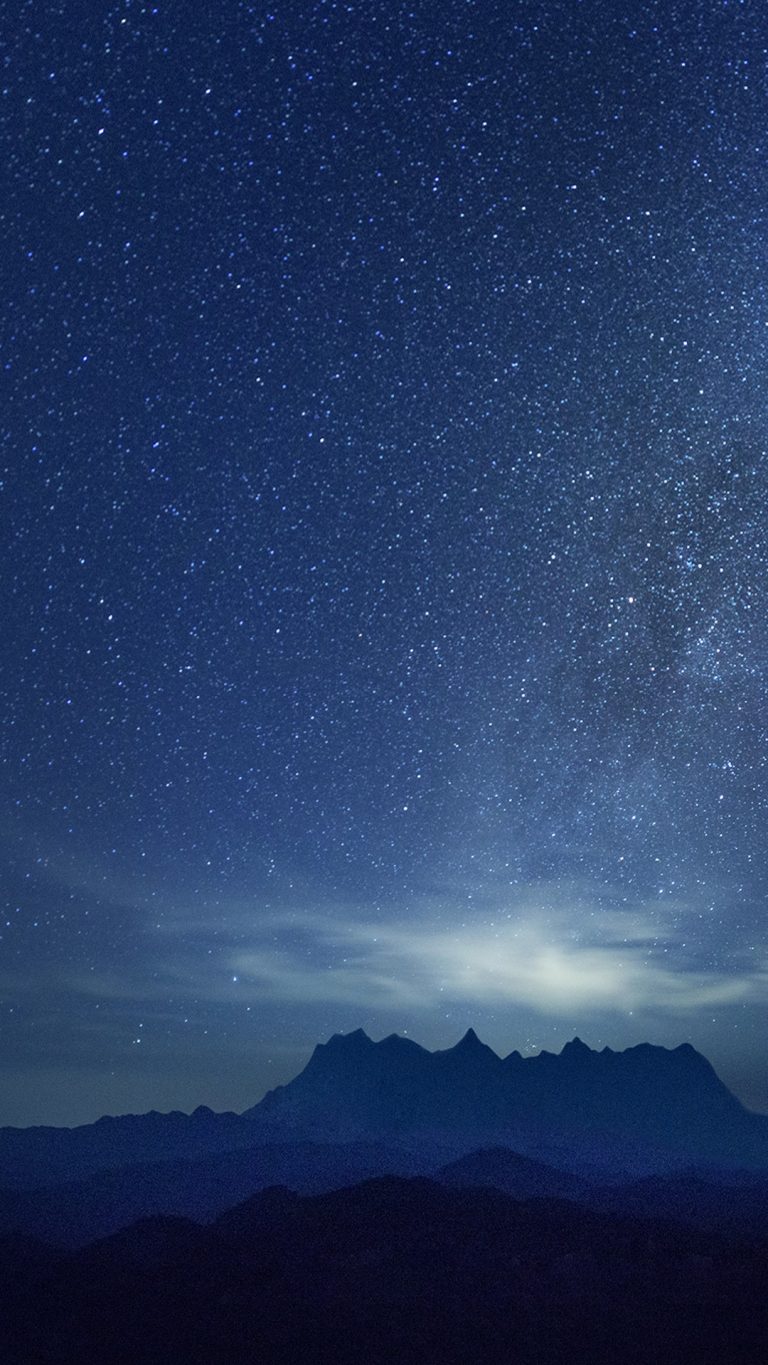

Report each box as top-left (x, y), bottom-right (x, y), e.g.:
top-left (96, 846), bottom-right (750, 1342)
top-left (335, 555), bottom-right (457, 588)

top-left (437, 1145), bottom-right (592, 1201)
top-left (0, 1105), bottom-right (257, 1190)
top-left (0, 1140), bottom-right (433, 1247)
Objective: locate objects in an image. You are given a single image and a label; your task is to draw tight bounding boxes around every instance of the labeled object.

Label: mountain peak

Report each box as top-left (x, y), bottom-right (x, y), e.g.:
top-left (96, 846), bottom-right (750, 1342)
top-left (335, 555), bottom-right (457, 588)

top-left (457, 1028), bottom-right (482, 1048)
top-left (561, 1037), bottom-right (593, 1059)
top-left (326, 1028), bottom-right (373, 1049)
top-left (675, 1042), bottom-right (702, 1059)
top-left (443, 1029), bottom-right (499, 1062)
top-left (304, 1029), bottom-right (375, 1072)
top-left (378, 1033), bottom-right (428, 1057)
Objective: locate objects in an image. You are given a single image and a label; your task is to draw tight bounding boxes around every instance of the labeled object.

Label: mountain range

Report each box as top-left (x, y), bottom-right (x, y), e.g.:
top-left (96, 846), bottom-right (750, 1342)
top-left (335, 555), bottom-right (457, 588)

top-left (3, 1030), bottom-right (768, 1361)
top-left (0, 1029), bottom-right (767, 1248)
top-left (2, 1029), bottom-right (768, 1193)
top-left (249, 1027), bottom-right (768, 1172)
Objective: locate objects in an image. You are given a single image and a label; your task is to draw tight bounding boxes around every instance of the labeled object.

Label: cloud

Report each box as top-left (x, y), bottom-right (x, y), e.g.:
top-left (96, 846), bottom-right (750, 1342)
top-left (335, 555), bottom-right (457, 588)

top-left (228, 901), bottom-right (760, 1017)
top-left (31, 878), bottom-right (766, 1025)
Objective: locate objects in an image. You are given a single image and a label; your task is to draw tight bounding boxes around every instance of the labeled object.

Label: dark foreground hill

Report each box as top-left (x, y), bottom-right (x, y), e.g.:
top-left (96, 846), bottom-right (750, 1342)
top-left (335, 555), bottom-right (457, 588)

top-left (2, 1176), bottom-right (768, 1365)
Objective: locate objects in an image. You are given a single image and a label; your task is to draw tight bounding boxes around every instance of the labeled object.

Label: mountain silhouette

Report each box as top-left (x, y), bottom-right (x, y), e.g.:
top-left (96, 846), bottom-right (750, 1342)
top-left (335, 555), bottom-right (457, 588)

top-left (1, 1031), bottom-right (767, 1198)
top-left (247, 1030), bottom-right (768, 1174)
top-left (3, 1033), bottom-right (768, 1362)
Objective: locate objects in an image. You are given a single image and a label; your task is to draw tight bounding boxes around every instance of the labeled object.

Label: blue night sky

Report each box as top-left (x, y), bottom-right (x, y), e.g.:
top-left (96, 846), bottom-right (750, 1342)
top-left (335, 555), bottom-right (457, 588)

top-left (3, 0), bottom-right (768, 1126)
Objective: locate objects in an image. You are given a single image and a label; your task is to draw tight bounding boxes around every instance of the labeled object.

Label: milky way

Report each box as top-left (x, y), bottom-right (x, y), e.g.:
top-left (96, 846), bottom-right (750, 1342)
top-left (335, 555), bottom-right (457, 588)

top-left (3, 0), bottom-right (768, 1124)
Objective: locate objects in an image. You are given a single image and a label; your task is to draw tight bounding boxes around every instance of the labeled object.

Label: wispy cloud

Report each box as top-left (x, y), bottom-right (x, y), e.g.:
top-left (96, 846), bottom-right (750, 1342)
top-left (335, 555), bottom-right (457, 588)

top-left (22, 878), bottom-right (766, 1024)
top-left (227, 901), bottom-right (761, 1016)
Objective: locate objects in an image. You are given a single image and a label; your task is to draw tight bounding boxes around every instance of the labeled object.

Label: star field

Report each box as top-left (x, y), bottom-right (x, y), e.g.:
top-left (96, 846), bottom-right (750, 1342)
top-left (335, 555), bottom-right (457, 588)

top-left (2, 0), bottom-right (768, 1125)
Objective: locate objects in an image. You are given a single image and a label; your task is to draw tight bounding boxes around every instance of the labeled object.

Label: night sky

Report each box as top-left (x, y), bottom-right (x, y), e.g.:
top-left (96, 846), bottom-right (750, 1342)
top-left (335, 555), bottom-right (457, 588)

top-left (3, 0), bottom-right (768, 1127)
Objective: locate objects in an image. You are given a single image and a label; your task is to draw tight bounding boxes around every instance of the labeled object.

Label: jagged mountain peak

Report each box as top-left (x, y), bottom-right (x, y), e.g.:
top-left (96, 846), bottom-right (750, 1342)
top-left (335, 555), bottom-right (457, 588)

top-left (560, 1036), bottom-right (593, 1058)
top-left (292, 1029), bottom-right (377, 1081)
top-left (327, 1028), bottom-right (373, 1048)
top-left (455, 1027), bottom-right (483, 1050)
top-left (442, 1028), bottom-right (500, 1059)
top-left (303, 1030), bottom-right (723, 1085)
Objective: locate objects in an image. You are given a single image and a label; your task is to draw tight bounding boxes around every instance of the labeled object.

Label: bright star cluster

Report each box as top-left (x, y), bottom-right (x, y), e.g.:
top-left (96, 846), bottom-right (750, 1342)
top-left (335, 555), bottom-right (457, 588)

top-left (2, 0), bottom-right (768, 1125)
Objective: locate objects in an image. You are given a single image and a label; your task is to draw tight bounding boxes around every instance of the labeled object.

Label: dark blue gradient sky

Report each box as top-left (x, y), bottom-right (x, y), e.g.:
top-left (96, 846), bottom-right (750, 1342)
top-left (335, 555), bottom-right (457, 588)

top-left (3, 0), bottom-right (768, 1125)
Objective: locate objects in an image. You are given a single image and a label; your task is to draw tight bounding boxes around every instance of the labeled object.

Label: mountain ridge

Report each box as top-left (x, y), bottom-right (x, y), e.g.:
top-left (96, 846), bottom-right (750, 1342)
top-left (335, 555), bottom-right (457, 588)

top-left (0, 1031), bottom-right (765, 1191)
top-left (247, 1028), bottom-right (755, 1174)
